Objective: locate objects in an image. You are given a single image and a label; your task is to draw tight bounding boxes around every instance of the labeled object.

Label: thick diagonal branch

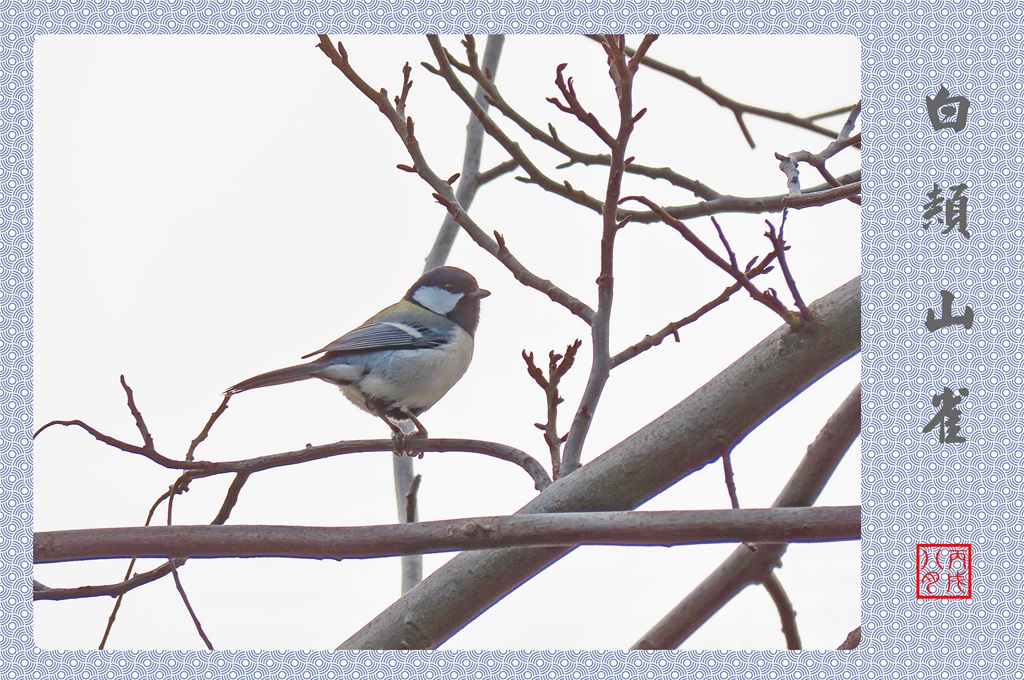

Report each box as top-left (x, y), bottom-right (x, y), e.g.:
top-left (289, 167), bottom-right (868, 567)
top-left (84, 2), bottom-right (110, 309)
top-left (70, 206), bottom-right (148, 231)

top-left (339, 276), bottom-right (860, 649)
top-left (632, 382), bottom-right (862, 649)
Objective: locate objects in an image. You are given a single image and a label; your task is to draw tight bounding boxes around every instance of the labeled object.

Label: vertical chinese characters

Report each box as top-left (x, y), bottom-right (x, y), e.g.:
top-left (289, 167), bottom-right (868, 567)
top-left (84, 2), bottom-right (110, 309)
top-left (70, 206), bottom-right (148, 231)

top-left (920, 85), bottom-right (974, 446)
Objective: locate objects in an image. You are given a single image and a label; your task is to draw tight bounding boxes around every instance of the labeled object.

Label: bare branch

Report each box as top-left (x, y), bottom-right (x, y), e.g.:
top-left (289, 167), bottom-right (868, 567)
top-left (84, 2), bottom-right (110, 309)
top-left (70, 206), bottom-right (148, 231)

top-left (41, 421), bottom-right (551, 494)
top-left (98, 484), bottom-right (180, 647)
top-left (413, 40), bottom-right (860, 224)
top-left (444, 43), bottom-right (721, 200)
top-left (775, 101), bottom-right (862, 200)
top-left (36, 559), bottom-right (185, 602)
top-left (561, 35), bottom-right (655, 476)
top-left (403, 34), bottom-right (507, 601)
top-left (186, 393), bottom-right (230, 462)
top-left (119, 375), bottom-right (154, 451)
top-left (405, 474), bottom-right (422, 525)
top-left (621, 194), bottom-right (801, 327)
top-left (587, 35), bottom-right (859, 148)
top-left (721, 451), bottom-right (741, 510)
top-left (632, 383), bottom-right (861, 649)
top-left (762, 571), bottom-right (801, 650)
top-left (205, 437), bottom-right (549, 491)
top-left (316, 35), bottom-right (595, 324)
top-left (170, 563), bottom-right (214, 650)
top-left (34, 418), bottom-right (189, 469)
top-left (476, 158), bottom-right (518, 186)
top-left (210, 472), bottom-right (250, 526)
top-left (806, 103), bottom-right (858, 121)
top-left (764, 211), bottom-right (810, 316)
top-left (837, 626), bottom-right (861, 650)
top-left (424, 34), bottom-right (504, 270)
top-left (35, 506), bottom-right (859, 566)
top-left (340, 279), bottom-right (860, 649)
top-left (393, 453), bottom-right (421, 595)
top-left (611, 251), bottom-right (777, 367)
top-left (632, 177), bottom-right (861, 222)
top-left (523, 340), bottom-right (582, 478)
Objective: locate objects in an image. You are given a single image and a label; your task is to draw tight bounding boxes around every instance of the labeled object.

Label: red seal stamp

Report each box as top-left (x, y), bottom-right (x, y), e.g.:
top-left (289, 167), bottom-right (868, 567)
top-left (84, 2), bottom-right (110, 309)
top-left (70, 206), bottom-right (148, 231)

top-left (916, 543), bottom-right (971, 599)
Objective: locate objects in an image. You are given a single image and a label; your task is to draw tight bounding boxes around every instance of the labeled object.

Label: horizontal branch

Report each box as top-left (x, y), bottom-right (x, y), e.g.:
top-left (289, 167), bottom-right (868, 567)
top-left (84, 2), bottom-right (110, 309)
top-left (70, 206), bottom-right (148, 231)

top-left (36, 433), bottom-right (551, 493)
top-left (35, 506), bottom-right (859, 566)
top-left (190, 438), bottom-right (552, 491)
top-left (34, 559), bottom-right (184, 601)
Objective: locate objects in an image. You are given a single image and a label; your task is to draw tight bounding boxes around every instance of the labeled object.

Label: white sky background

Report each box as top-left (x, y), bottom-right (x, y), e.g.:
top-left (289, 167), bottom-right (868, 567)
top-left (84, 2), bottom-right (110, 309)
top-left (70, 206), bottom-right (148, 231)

top-left (33, 34), bottom-right (861, 650)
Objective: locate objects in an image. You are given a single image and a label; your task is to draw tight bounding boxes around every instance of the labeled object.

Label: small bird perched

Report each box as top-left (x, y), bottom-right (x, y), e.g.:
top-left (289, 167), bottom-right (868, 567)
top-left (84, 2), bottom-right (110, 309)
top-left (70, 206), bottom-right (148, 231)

top-left (226, 266), bottom-right (490, 451)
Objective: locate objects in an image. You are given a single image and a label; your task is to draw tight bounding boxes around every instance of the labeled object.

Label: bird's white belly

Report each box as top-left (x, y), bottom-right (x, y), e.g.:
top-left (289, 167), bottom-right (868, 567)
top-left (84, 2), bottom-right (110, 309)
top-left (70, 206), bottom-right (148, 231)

top-left (343, 328), bottom-right (475, 415)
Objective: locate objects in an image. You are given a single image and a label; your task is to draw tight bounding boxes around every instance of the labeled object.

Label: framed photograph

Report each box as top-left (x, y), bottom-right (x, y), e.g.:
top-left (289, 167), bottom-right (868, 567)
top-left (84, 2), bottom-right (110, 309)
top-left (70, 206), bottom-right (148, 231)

top-left (7, 0), bottom-right (1011, 677)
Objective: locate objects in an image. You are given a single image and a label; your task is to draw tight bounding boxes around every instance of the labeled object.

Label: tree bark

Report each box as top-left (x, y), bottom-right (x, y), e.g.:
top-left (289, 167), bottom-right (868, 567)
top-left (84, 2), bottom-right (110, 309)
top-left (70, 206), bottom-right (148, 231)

top-left (340, 276), bottom-right (861, 649)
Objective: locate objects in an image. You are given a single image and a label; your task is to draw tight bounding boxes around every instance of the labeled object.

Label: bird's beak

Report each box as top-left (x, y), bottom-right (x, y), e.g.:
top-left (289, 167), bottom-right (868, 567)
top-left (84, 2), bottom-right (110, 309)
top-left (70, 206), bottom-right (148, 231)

top-left (472, 288), bottom-right (491, 299)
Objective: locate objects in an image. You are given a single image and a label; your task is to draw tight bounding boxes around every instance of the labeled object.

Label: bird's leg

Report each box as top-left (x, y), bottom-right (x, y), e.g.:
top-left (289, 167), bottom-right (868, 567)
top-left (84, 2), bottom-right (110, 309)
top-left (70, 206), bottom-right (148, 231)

top-left (405, 413), bottom-right (429, 439)
top-left (379, 416), bottom-right (410, 456)
top-left (399, 410), bottom-right (429, 459)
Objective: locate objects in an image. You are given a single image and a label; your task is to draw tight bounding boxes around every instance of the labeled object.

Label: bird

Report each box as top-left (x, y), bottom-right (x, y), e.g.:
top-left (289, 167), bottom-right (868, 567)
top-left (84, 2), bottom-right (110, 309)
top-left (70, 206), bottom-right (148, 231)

top-left (226, 266), bottom-right (490, 452)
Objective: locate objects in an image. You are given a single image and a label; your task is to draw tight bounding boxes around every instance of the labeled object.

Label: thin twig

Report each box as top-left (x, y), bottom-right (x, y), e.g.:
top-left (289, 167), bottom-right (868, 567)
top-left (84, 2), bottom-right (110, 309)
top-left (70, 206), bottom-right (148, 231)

top-left (210, 472), bottom-right (251, 526)
top-left (170, 565), bottom-right (214, 649)
top-left (60, 472), bottom-right (247, 609)
top-left (37, 559), bottom-right (184, 602)
top-left (764, 211), bottom-right (810, 316)
top-left (711, 216), bottom-right (739, 269)
top-left (522, 340), bottom-right (582, 478)
top-left (119, 375), bottom-right (155, 451)
top-left (99, 481), bottom-right (178, 648)
top-left (442, 37), bottom-right (722, 201)
top-left (587, 35), bottom-right (858, 148)
top-left (775, 102), bottom-right (862, 201)
top-left (762, 571), bottom-right (801, 650)
top-left (610, 251), bottom-right (777, 367)
top-left (806, 103), bottom-right (857, 121)
top-left (721, 449), bottom-right (756, 552)
top-left (721, 451), bottom-right (741, 510)
top-left (166, 485), bottom-right (213, 649)
top-left (621, 194), bottom-right (801, 327)
top-left (315, 35), bottom-right (595, 324)
top-left (476, 158), bottom-right (518, 186)
top-left (186, 393), bottom-right (231, 462)
top-left (34, 418), bottom-right (191, 469)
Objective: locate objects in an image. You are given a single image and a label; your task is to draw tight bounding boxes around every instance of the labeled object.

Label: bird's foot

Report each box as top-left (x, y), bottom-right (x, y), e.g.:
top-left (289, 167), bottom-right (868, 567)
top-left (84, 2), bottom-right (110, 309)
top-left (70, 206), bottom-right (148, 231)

top-left (391, 430), bottom-right (427, 458)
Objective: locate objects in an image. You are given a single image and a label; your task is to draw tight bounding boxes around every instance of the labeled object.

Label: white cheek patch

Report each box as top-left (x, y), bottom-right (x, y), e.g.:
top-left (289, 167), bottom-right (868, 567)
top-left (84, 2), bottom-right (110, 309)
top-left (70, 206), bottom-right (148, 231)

top-left (412, 286), bottom-right (463, 315)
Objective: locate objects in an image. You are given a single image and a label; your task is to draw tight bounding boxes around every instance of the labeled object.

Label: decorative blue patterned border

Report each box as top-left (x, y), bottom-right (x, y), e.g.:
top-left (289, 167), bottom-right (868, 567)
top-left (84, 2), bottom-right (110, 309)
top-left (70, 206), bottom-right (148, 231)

top-left (7, 0), bottom-right (1023, 676)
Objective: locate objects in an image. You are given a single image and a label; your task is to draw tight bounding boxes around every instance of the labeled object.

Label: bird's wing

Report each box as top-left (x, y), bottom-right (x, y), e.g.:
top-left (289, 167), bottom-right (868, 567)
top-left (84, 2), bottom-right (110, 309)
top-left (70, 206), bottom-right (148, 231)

top-left (301, 320), bottom-right (447, 359)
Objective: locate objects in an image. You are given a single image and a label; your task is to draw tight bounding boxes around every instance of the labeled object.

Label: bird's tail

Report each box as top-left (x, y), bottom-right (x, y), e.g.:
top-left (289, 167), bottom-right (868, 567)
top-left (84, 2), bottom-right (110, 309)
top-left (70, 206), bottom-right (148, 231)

top-left (225, 363), bottom-right (319, 395)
